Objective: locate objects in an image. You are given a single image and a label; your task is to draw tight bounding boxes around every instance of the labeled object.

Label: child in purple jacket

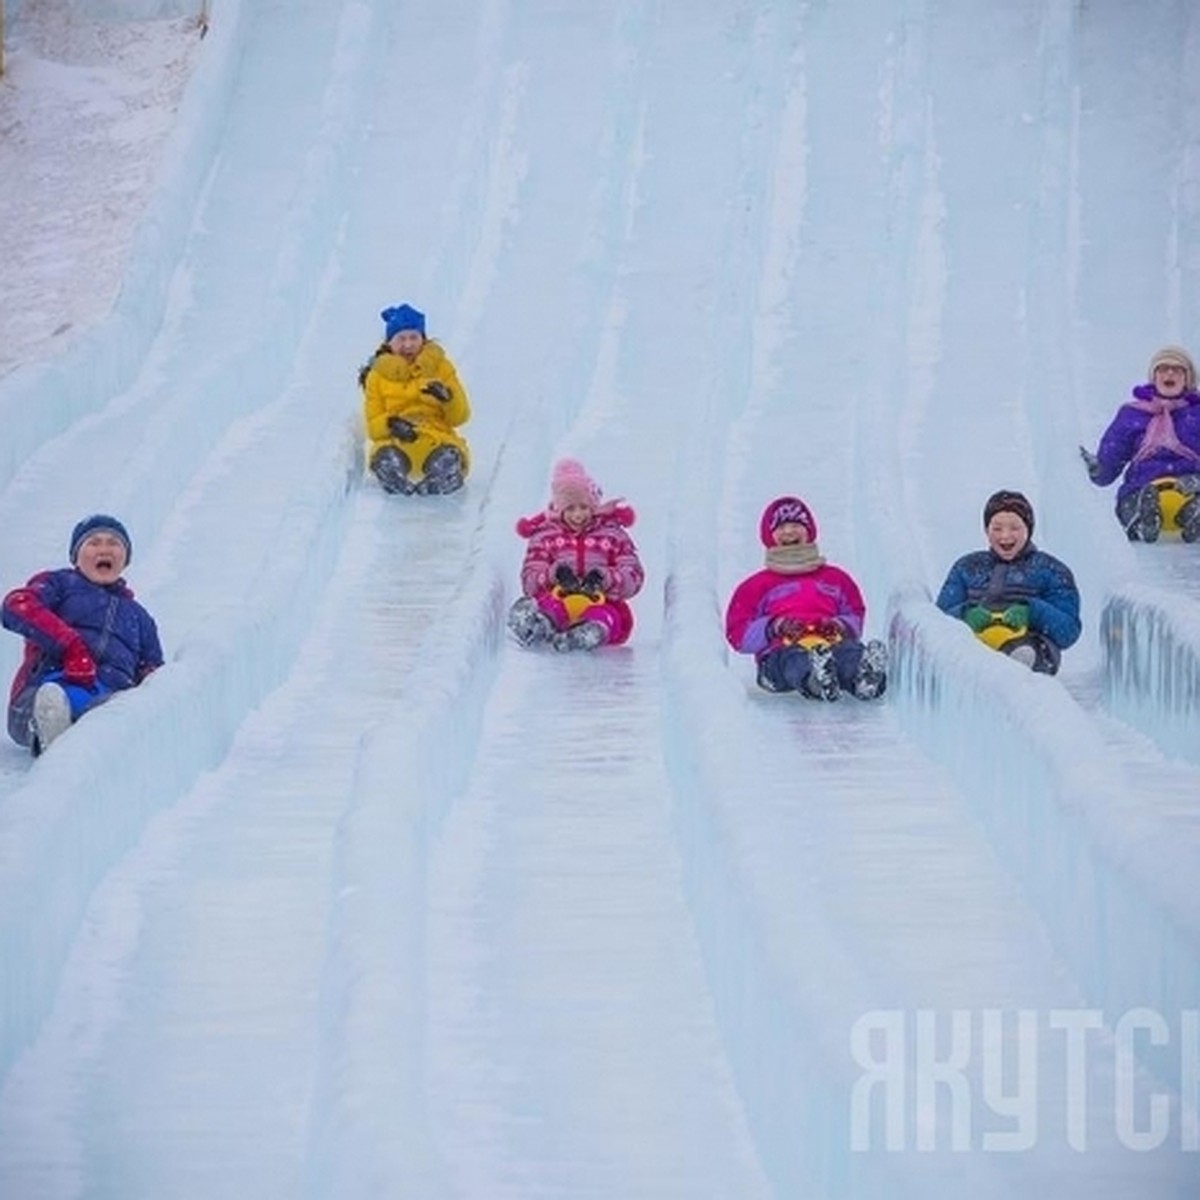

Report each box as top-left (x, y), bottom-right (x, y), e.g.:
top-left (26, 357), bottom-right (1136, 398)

top-left (2, 515), bottom-right (163, 755)
top-left (1081, 345), bottom-right (1200, 541)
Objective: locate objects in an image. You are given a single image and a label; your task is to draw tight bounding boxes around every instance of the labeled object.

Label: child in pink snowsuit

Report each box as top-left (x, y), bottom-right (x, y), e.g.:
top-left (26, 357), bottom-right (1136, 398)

top-left (508, 459), bottom-right (645, 652)
top-left (725, 495), bottom-right (887, 700)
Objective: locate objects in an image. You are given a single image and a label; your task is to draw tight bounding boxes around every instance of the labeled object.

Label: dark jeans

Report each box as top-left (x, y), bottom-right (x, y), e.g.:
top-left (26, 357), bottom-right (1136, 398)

top-left (7, 674), bottom-right (114, 748)
top-left (757, 641), bottom-right (864, 693)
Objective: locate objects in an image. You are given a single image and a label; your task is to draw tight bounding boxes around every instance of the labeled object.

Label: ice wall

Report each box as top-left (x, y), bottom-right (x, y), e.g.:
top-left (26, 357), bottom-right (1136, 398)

top-left (1102, 584), bottom-right (1200, 767)
top-left (887, 586), bottom-right (1200, 1046)
top-left (306, 563), bottom-right (506, 1200)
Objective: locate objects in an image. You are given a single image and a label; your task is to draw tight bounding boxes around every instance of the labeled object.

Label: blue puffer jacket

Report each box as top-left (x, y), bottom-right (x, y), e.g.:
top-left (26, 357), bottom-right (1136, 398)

top-left (935, 544), bottom-right (1082, 649)
top-left (2, 568), bottom-right (164, 700)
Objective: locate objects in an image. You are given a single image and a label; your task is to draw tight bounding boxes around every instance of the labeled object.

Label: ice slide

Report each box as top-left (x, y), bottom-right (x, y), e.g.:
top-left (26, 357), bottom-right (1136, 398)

top-left (2, 2), bottom-right (1200, 1199)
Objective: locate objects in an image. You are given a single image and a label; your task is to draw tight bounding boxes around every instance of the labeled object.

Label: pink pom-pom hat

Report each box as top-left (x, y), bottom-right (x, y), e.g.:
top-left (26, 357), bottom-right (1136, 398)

top-left (549, 458), bottom-right (603, 512)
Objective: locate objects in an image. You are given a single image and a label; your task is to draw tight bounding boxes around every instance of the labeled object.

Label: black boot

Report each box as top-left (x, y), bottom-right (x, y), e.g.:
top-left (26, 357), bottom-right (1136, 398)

top-left (417, 446), bottom-right (465, 495)
top-left (371, 447), bottom-right (415, 495)
top-left (1118, 484), bottom-right (1162, 542)
top-left (1178, 496), bottom-right (1200, 543)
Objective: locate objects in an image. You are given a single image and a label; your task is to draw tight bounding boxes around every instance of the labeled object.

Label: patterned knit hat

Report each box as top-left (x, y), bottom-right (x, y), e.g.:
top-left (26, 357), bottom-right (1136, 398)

top-left (381, 303), bottom-right (426, 340)
top-left (70, 514), bottom-right (132, 565)
top-left (983, 489), bottom-right (1034, 537)
top-left (759, 496), bottom-right (818, 546)
top-left (1147, 345), bottom-right (1196, 390)
top-left (549, 458), bottom-right (603, 512)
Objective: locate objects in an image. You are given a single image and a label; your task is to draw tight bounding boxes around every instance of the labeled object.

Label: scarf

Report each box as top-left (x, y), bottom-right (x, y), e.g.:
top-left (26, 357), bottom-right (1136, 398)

top-left (1127, 392), bottom-right (1200, 465)
top-left (765, 542), bottom-right (826, 574)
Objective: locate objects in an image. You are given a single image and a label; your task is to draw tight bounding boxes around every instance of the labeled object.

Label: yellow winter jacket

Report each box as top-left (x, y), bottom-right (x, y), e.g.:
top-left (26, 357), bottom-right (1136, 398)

top-left (362, 340), bottom-right (471, 480)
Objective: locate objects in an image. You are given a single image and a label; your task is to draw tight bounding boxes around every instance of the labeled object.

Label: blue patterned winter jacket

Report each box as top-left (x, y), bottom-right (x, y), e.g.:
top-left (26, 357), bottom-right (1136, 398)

top-left (935, 544), bottom-right (1082, 649)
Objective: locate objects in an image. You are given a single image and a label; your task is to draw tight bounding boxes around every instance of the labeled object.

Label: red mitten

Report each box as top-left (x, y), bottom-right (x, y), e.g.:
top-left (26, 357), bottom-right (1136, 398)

top-left (769, 616), bottom-right (805, 642)
top-left (62, 637), bottom-right (97, 688)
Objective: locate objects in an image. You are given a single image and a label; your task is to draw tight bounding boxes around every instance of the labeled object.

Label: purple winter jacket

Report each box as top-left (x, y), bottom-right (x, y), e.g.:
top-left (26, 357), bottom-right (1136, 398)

top-left (1091, 385), bottom-right (1200, 501)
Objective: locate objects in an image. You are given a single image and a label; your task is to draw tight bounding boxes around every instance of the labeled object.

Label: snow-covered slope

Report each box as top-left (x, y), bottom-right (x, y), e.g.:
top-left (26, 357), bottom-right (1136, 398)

top-left (2, 1), bottom-right (1199, 1197)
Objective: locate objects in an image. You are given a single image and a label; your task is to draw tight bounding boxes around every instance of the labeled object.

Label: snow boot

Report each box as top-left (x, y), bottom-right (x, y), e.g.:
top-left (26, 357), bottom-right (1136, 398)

top-left (756, 658), bottom-right (785, 693)
top-left (1120, 484), bottom-right (1162, 542)
top-left (370, 446), bottom-right (415, 495)
top-left (1006, 643), bottom-right (1038, 669)
top-left (508, 597), bottom-right (555, 647)
top-left (851, 639), bottom-right (888, 700)
top-left (1178, 495), bottom-right (1200, 543)
top-left (802, 644), bottom-right (840, 701)
top-left (551, 620), bottom-right (607, 653)
top-left (32, 683), bottom-right (73, 755)
top-left (417, 446), bottom-right (465, 495)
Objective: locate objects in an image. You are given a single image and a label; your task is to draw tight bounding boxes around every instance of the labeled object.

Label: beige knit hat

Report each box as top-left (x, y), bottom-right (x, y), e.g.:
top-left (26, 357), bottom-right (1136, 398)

top-left (1147, 345), bottom-right (1196, 390)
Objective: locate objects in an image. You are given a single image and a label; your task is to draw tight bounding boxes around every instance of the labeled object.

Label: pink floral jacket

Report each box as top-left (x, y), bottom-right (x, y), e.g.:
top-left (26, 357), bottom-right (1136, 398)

top-left (515, 504), bottom-right (644, 601)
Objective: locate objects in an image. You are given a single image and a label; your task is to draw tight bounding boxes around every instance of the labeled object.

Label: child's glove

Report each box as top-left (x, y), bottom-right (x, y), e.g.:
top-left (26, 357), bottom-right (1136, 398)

top-left (768, 616), bottom-right (805, 641)
top-left (422, 381), bottom-right (452, 402)
top-left (579, 568), bottom-right (606, 596)
top-left (815, 618), bottom-right (844, 641)
top-left (1079, 445), bottom-right (1101, 481)
top-left (62, 637), bottom-right (97, 688)
top-left (387, 416), bottom-right (418, 442)
top-left (554, 563), bottom-right (582, 592)
top-left (1000, 603), bottom-right (1029, 630)
top-left (962, 605), bottom-right (993, 633)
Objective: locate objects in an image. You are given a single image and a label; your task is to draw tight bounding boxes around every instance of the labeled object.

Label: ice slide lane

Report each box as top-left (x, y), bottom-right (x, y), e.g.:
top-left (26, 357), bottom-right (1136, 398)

top-left (0, 0), bottom-right (394, 1096)
top-left (414, 6), bottom-right (802, 1194)
top-left (880, 0), bottom-right (1200, 949)
top-left (424, 648), bottom-right (770, 1200)
top-left (1005, 0), bottom-right (1200, 776)
top-left (0, 489), bottom-right (483, 1199)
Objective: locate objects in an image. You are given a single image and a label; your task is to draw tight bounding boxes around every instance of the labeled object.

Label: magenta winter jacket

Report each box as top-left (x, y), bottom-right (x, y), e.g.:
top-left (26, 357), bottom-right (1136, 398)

top-left (515, 503), bottom-right (644, 601)
top-left (725, 564), bottom-right (866, 659)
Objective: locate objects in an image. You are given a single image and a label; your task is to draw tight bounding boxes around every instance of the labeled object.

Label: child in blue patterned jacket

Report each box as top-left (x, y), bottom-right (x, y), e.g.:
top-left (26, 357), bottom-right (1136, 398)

top-left (936, 490), bottom-right (1080, 675)
top-left (2, 515), bottom-right (163, 754)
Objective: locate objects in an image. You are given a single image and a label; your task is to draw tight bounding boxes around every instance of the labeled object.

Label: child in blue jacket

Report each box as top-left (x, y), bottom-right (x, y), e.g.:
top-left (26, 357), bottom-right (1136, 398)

top-left (936, 491), bottom-right (1080, 675)
top-left (2, 515), bottom-right (163, 754)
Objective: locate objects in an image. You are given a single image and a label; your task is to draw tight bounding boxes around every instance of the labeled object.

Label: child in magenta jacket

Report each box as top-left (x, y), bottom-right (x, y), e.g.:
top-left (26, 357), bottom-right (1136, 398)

top-left (508, 459), bottom-right (645, 652)
top-left (725, 496), bottom-right (886, 700)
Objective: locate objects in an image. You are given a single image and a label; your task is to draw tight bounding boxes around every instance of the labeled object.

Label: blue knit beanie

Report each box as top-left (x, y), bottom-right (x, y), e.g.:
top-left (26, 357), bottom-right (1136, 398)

top-left (381, 303), bottom-right (426, 340)
top-left (70, 514), bottom-right (133, 565)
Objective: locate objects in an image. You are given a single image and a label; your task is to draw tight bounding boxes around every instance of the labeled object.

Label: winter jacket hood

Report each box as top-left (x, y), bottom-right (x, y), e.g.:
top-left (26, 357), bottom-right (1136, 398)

top-left (515, 503), bottom-right (637, 539)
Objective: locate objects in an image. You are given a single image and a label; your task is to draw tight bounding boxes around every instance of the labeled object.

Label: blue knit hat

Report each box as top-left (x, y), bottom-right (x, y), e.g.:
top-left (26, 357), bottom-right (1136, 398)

top-left (70, 514), bottom-right (132, 565)
top-left (381, 303), bottom-right (426, 340)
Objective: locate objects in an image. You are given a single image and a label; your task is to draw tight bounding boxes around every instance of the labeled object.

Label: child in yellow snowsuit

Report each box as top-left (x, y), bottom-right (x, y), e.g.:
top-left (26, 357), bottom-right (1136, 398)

top-left (361, 303), bottom-right (471, 495)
